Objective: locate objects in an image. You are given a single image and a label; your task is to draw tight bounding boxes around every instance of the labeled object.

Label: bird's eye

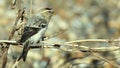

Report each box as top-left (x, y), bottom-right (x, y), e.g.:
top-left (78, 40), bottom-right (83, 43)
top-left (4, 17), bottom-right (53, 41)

top-left (41, 24), bottom-right (46, 28)
top-left (48, 11), bottom-right (51, 13)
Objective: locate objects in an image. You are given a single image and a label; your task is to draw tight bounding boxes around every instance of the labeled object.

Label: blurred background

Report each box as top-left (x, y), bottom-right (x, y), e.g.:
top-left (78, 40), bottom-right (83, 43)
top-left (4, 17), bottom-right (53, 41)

top-left (0, 0), bottom-right (120, 68)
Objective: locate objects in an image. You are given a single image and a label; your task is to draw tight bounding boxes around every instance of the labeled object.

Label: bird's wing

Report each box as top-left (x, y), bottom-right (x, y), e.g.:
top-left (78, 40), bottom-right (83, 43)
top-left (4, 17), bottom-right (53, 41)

top-left (19, 26), bottom-right (40, 43)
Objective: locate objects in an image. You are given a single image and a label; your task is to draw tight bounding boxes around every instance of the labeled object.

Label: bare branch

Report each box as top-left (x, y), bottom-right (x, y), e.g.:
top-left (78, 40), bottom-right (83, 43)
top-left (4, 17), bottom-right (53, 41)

top-left (66, 39), bottom-right (120, 43)
top-left (0, 39), bottom-right (120, 52)
top-left (0, 40), bottom-right (17, 45)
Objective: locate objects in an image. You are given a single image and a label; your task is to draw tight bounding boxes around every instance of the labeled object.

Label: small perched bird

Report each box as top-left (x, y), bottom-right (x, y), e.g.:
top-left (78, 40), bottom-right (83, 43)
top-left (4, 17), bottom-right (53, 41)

top-left (17, 8), bottom-right (54, 61)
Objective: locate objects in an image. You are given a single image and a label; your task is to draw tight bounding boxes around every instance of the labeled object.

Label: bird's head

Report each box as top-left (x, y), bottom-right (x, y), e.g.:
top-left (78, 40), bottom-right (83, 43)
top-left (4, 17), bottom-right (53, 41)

top-left (26, 8), bottom-right (54, 28)
top-left (40, 8), bottom-right (54, 22)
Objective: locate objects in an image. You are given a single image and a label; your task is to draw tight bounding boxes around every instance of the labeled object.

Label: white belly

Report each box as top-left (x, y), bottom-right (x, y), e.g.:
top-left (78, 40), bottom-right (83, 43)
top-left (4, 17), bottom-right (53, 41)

top-left (29, 28), bottom-right (47, 43)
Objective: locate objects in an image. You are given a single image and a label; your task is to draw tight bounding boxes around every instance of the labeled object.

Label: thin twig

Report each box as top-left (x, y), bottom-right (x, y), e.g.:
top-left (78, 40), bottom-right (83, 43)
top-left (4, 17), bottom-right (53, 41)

top-left (0, 40), bottom-right (17, 45)
top-left (12, 61), bottom-right (20, 68)
top-left (0, 39), bottom-right (120, 52)
top-left (91, 52), bottom-right (120, 68)
top-left (30, 0), bottom-right (32, 17)
top-left (66, 39), bottom-right (120, 43)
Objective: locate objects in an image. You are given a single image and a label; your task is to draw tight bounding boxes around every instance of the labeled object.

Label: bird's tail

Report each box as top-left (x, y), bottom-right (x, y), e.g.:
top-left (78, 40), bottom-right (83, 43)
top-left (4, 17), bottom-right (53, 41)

top-left (17, 41), bottom-right (29, 62)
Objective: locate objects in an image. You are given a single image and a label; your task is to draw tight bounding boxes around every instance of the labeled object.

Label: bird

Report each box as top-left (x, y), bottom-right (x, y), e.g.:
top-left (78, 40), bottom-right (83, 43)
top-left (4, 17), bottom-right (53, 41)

top-left (17, 8), bottom-right (54, 62)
